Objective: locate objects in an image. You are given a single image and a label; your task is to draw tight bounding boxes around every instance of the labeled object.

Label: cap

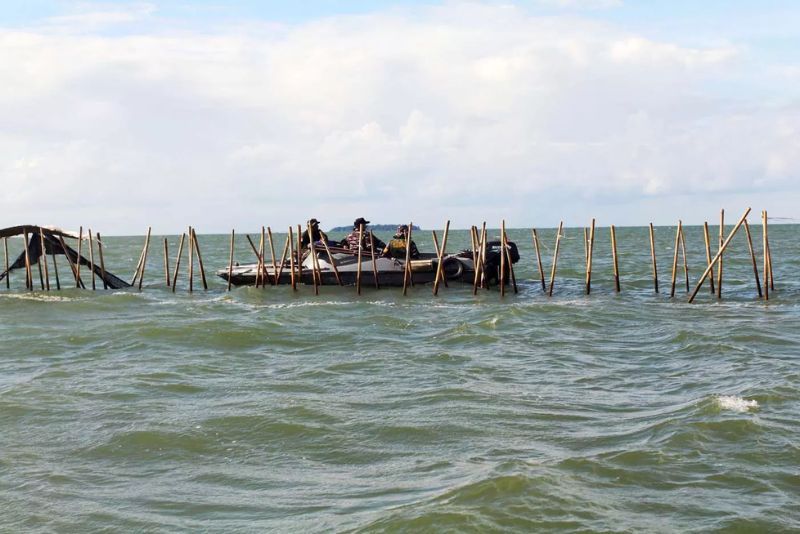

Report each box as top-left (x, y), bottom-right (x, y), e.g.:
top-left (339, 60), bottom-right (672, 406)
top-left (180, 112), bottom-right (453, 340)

top-left (309, 218), bottom-right (320, 225)
top-left (353, 217), bottom-right (370, 228)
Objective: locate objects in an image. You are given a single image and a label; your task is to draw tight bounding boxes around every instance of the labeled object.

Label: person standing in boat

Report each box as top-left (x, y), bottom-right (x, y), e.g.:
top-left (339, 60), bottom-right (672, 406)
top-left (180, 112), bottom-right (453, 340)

top-left (341, 218), bottom-right (386, 253)
top-left (383, 225), bottom-right (420, 259)
top-left (301, 218), bottom-right (329, 247)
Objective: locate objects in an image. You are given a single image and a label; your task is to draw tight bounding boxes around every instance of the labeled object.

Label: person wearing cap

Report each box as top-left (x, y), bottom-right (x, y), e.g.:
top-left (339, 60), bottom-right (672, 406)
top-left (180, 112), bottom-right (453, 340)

top-left (301, 218), bottom-right (329, 247)
top-left (341, 217), bottom-right (386, 253)
top-left (383, 225), bottom-right (420, 259)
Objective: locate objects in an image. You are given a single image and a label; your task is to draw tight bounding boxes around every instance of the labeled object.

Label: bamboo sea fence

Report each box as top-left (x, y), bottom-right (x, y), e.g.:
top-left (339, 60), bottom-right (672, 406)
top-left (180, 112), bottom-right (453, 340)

top-left (0, 210), bottom-right (785, 303)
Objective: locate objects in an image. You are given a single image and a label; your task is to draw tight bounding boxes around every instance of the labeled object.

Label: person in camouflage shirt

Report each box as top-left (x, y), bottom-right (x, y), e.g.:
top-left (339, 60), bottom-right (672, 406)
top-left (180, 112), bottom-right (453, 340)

top-left (341, 218), bottom-right (386, 253)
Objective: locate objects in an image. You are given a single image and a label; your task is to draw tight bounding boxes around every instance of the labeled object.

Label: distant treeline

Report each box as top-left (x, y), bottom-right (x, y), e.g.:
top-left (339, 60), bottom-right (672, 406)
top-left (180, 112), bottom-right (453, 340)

top-left (328, 224), bottom-right (422, 232)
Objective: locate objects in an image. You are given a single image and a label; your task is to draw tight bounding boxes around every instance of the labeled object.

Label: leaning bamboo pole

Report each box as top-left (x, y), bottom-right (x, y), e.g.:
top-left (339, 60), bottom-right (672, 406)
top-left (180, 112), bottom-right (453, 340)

top-left (3, 237), bottom-right (8, 289)
top-left (23, 230), bottom-right (32, 290)
top-left (356, 223), bottom-right (364, 295)
top-left (88, 229), bottom-right (96, 290)
top-left (57, 235), bottom-right (80, 288)
top-left (306, 222), bottom-right (320, 295)
top-left (137, 227), bottom-right (151, 292)
top-left (267, 227), bottom-right (278, 285)
top-left (470, 226), bottom-right (478, 271)
top-left (227, 230), bottom-right (235, 291)
top-left (610, 225), bottom-right (620, 292)
top-left (163, 237), bottom-right (170, 287)
top-left (503, 224), bottom-right (518, 294)
top-left (369, 231), bottom-right (380, 289)
top-left (431, 230), bottom-right (447, 289)
top-left (51, 246), bottom-right (60, 290)
top-left (319, 235), bottom-right (342, 286)
top-left (96, 232), bottom-right (107, 289)
top-left (479, 224), bottom-right (488, 290)
top-left (76, 226), bottom-right (83, 288)
top-left (296, 225), bottom-right (303, 286)
top-left (402, 222), bottom-right (413, 296)
top-left (583, 227), bottom-right (589, 264)
top-left (36, 248), bottom-right (44, 290)
top-left (742, 219), bottom-right (762, 298)
top-left (258, 226), bottom-right (266, 290)
top-left (670, 221), bottom-right (681, 297)
top-left (433, 221), bottom-right (450, 295)
top-left (703, 222), bottom-right (715, 294)
top-left (192, 228), bottom-right (208, 290)
top-left (688, 208), bottom-right (751, 303)
top-left (679, 224), bottom-right (689, 292)
top-left (649, 223), bottom-right (659, 293)
top-left (585, 218), bottom-right (595, 294)
top-left (532, 229), bottom-right (546, 292)
top-left (171, 233), bottom-right (185, 293)
top-left (39, 228), bottom-right (50, 291)
top-left (764, 210), bottom-right (774, 290)
top-left (188, 226), bottom-right (195, 292)
top-left (717, 209), bottom-right (724, 299)
top-left (762, 210), bottom-right (769, 300)
top-left (288, 226), bottom-right (297, 291)
top-left (276, 234), bottom-right (290, 284)
top-left (500, 224), bottom-right (506, 297)
top-left (472, 224), bottom-right (485, 295)
top-left (547, 221), bottom-right (564, 297)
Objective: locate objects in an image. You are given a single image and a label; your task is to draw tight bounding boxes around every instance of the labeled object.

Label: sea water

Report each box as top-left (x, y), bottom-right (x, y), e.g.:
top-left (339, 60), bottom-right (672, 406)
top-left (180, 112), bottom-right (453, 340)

top-left (1, 225), bottom-right (799, 532)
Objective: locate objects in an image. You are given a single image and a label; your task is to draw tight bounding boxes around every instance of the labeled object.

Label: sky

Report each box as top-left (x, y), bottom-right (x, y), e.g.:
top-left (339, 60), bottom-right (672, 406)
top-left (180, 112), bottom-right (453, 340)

top-left (1, 0), bottom-right (798, 234)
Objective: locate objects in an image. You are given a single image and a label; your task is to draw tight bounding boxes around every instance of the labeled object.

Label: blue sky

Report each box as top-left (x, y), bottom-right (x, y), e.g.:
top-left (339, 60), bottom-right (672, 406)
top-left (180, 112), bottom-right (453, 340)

top-left (1, 1), bottom-right (798, 233)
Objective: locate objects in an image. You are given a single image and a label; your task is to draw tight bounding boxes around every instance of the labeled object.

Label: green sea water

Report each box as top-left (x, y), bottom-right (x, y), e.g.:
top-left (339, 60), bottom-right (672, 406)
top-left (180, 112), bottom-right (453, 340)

top-left (1, 225), bottom-right (799, 532)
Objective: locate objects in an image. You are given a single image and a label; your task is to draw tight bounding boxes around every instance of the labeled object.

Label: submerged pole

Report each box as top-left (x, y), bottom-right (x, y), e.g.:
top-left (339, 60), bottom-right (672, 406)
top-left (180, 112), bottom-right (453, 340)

top-left (743, 219), bottom-right (762, 298)
top-left (585, 218), bottom-right (595, 294)
top-left (688, 208), bottom-right (751, 303)
top-left (649, 223), bottom-right (658, 294)
top-left (548, 221), bottom-right (564, 297)
top-left (163, 237), bottom-right (170, 287)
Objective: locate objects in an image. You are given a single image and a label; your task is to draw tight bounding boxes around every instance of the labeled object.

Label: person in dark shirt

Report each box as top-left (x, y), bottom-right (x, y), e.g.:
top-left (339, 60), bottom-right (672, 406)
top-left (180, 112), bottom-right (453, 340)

top-left (341, 217), bottom-right (386, 253)
top-left (383, 225), bottom-right (420, 259)
top-left (301, 218), bottom-right (329, 247)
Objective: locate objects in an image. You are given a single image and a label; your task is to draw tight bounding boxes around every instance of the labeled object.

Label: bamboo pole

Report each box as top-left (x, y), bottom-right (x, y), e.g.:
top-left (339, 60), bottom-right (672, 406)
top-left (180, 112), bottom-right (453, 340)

top-left (670, 221), bottom-right (681, 297)
top-left (39, 228), bottom-right (50, 291)
top-left (319, 235), bottom-right (342, 286)
top-left (765, 210), bottom-right (774, 290)
top-left (288, 226), bottom-right (297, 291)
top-left (402, 222), bottom-right (413, 296)
top-left (296, 225), bottom-right (303, 286)
top-left (547, 222), bottom-right (564, 297)
top-left (717, 209), bottom-right (724, 299)
top-left (688, 208), bottom-right (751, 303)
top-left (500, 223), bottom-right (506, 297)
top-left (503, 225), bottom-right (517, 294)
top-left (762, 210), bottom-right (769, 300)
top-left (253, 229), bottom-right (263, 288)
top-left (679, 224), bottom-right (689, 292)
top-left (610, 225), bottom-right (620, 292)
top-left (171, 233), bottom-right (185, 292)
top-left (88, 229), bottom-right (96, 290)
top-left (163, 238), bottom-right (170, 287)
top-left (51, 247), bottom-right (60, 290)
top-left (188, 226), bottom-right (195, 293)
top-left (57, 235), bottom-right (80, 288)
top-left (267, 227), bottom-right (278, 285)
top-left (480, 224), bottom-right (487, 289)
top-left (469, 226), bottom-right (478, 273)
top-left (275, 234), bottom-right (290, 284)
top-left (583, 227), bottom-right (589, 264)
top-left (585, 218), bottom-right (595, 294)
top-left (23, 230), bottom-right (32, 290)
top-left (369, 231), bottom-right (380, 289)
top-left (137, 227), bottom-right (151, 291)
top-left (307, 221), bottom-right (319, 295)
top-left (356, 223), bottom-right (364, 295)
top-left (192, 228), bottom-right (208, 290)
top-left (259, 226), bottom-right (266, 290)
top-left (433, 221), bottom-right (450, 295)
top-left (3, 237), bottom-right (8, 289)
top-left (703, 222), bottom-right (716, 294)
top-left (227, 230), bottom-right (235, 291)
top-left (36, 249), bottom-right (44, 290)
top-left (649, 223), bottom-right (659, 293)
top-left (472, 225), bottom-right (483, 295)
top-left (431, 230), bottom-right (448, 289)
top-left (743, 219), bottom-right (762, 298)
top-left (96, 232), bottom-right (107, 289)
top-left (532, 229), bottom-right (546, 292)
top-left (76, 226), bottom-right (83, 288)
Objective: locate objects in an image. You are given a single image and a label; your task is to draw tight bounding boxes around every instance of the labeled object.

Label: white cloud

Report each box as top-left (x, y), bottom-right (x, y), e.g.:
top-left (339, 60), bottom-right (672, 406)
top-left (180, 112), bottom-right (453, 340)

top-left (0, 3), bottom-right (796, 233)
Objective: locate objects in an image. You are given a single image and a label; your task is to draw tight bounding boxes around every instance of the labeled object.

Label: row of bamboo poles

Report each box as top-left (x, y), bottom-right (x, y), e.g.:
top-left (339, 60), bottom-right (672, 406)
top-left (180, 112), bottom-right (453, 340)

top-left (2, 209), bottom-right (777, 302)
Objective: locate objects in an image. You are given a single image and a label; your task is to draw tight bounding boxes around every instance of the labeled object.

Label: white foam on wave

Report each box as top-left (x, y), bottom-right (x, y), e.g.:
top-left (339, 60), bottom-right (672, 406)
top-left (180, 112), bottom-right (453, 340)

top-left (716, 395), bottom-right (759, 412)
